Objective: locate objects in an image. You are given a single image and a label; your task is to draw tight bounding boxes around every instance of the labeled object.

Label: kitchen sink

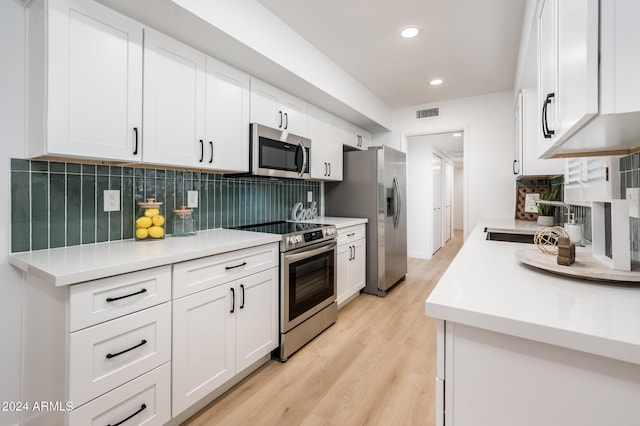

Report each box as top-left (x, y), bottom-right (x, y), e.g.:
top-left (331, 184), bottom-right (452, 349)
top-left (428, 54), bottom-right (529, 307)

top-left (485, 229), bottom-right (535, 244)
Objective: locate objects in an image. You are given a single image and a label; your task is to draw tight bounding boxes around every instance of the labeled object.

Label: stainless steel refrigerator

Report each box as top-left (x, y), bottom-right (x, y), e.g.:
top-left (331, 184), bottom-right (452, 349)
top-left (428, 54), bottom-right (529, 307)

top-left (326, 146), bottom-right (407, 296)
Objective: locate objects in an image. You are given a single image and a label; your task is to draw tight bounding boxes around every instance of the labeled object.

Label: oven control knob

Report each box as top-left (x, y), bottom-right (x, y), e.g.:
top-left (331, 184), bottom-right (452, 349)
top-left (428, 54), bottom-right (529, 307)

top-left (296, 235), bottom-right (303, 243)
top-left (287, 236), bottom-right (297, 246)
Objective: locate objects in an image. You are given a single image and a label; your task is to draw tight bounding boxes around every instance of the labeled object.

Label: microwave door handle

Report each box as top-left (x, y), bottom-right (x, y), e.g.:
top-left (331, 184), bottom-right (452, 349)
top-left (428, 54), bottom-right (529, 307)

top-left (297, 142), bottom-right (307, 176)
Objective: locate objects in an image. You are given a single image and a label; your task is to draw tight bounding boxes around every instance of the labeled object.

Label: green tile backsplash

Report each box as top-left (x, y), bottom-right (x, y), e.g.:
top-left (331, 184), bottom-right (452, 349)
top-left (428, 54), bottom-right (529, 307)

top-left (10, 159), bottom-right (320, 253)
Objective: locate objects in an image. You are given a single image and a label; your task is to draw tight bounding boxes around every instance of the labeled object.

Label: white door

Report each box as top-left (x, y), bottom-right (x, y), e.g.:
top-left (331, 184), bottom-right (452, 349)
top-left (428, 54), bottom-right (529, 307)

top-left (235, 269), bottom-right (278, 373)
top-left (172, 284), bottom-right (235, 417)
top-left (48, 0), bottom-right (143, 161)
top-left (143, 29), bottom-right (206, 168)
top-left (444, 161), bottom-right (454, 243)
top-left (432, 153), bottom-right (443, 254)
top-left (205, 56), bottom-right (250, 172)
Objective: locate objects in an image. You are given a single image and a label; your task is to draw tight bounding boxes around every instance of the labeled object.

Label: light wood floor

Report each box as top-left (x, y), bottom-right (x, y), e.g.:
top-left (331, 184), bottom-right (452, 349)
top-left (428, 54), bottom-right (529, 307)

top-left (184, 230), bottom-right (464, 426)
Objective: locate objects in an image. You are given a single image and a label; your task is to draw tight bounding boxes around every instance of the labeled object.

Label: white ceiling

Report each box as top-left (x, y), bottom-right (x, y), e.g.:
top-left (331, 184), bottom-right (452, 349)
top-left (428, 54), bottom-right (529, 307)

top-left (257, 0), bottom-right (527, 109)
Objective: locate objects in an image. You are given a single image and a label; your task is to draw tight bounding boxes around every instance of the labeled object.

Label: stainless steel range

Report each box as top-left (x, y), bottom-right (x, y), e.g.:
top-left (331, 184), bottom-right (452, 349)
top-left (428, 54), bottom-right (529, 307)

top-left (235, 221), bottom-right (337, 361)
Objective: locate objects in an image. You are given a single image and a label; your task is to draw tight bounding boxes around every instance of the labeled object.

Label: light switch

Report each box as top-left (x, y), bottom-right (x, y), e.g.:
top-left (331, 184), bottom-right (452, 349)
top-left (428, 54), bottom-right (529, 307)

top-left (628, 188), bottom-right (640, 218)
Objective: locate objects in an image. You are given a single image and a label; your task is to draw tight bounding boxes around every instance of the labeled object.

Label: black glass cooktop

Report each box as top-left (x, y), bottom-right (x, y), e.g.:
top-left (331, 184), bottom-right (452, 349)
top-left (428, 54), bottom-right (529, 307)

top-left (234, 221), bottom-right (325, 235)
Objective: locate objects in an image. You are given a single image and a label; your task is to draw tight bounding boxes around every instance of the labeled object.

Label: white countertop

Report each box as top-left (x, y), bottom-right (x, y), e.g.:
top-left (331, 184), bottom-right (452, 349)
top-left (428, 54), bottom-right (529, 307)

top-left (9, 229), bottom-right (281, 287)
top-left (298, 216), bottom-right (368, 228)
top-left (426, 218), bottom-right (640, 365)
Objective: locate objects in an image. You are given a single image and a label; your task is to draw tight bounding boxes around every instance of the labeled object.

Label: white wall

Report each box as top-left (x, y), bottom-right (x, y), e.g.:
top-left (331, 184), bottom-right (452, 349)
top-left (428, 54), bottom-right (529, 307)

top-left (1, 2), bottom-right (26, 425)
top-left (406, 142), bottom-right (435, 259)
top-left (374, 90), bottom-right (516, 240)
top-left (454, 165), bottom-right (464, 229)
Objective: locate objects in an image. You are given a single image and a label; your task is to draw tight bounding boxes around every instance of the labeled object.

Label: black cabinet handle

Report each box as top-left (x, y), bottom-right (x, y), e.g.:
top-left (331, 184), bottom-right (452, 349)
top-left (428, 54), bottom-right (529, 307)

top-left (240, 284), bottom-right (245, 309)
top-left (328, 163), bottom-right (331, 176)
top-left (107, 403), bottom-right (147, 426)
top-left (230, 288), bottom-right (235, 313)
top-left (542, 93), bottom-right (555, 138)
top-left (209, 141), bottom-right (213, 164)
top-left (133, 127), bottom-right (139, 155)
top-left (284, 112), bottom-right (289, 130)
top-left (199, 139), bottom-right (204, 162)
top-left (225, 261), bottom-right (247, 270)
top-left (106, 288), bottom-right (147, 303)
top-left (347, 232), bottom-right (355, 237)
top-left (513, 160), bottom-right (519, 175)
top-left (278, 111), bottom-right (283, 128)
top-left (324, 162), bottom-right (328, 176)
top-left (106, 339), bottom-right (147, 359)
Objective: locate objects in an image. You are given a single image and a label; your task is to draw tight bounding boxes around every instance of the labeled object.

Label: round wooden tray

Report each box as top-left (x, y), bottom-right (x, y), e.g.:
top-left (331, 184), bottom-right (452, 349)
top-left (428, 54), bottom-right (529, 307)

top-left (515, 249), bottom-right (640, 283)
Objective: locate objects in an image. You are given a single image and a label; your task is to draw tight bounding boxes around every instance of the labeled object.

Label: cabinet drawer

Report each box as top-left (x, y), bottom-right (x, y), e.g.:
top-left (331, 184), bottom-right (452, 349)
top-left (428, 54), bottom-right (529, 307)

top-left (173, 243), bottom-right (279, 298)
top-left (337, 224), bottom-right (366, 245)
top-left (69, 266), bottom-right (171, 332)
top-left (68, 362), bottom-right (171, 426)
top-left (68, 302), bottom-right (171, 407)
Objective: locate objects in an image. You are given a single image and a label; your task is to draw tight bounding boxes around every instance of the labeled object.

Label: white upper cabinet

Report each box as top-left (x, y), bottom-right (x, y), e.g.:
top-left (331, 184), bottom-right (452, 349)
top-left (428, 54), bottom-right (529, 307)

top-left (205, 57), bottom-right (250, 172)
top-left (308, 106), bottom-right (343, 181)
top-left (341, 122), bottom-right (370, 150)
top-left (250, 79), bottom-right (308, 137)
top-left (143, 29), bottom-right (206, 168)
top-left (538, 0), bottom-right (640, 158)
top-left (144, 30), bottom-right (249, 172)
top-left (514, 89), bottom-right (564, 176)
top-left (537, 0), bottom-right (598, 154)
top-left (26, 0), bottom-right (143, 162)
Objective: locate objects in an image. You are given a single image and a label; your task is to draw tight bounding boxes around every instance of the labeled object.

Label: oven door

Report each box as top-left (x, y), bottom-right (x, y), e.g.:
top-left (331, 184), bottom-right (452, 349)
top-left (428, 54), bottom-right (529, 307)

top-left (281, 240), bottom-right (336, 332)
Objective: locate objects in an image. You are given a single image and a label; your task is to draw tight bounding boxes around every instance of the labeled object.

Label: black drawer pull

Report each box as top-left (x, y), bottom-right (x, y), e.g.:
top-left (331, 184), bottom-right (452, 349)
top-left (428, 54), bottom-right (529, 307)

top-left (106, 288), bottom-right (147, 303)
top-left (106, 339), bottom-right (147, 359)
top-left (107, 403), bottom-right (147, 426)
top-left (347, 232), bottom-right (355, 237)
top-left (225, 261), bottom-right (247, 270)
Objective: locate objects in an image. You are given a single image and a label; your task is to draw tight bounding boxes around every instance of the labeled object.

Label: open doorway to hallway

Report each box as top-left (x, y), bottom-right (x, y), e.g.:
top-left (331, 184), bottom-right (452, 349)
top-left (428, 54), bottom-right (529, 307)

top-left (406, 130), bottom-right (464, 259)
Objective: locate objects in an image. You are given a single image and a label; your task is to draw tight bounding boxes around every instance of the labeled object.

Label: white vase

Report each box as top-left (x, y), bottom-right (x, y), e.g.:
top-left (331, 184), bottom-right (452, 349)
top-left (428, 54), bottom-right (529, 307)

top-left (537, 215), bottom-right (554, 226)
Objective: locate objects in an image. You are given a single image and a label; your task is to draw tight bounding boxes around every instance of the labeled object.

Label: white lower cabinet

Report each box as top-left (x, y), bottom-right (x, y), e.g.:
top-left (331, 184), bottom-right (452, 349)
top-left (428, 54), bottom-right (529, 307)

top-left (171, 248), bottom-right (279, 417)
top-left (336, 224), bottom-right (366, 308)
top-left (67, 362), bottom-right (171, 426)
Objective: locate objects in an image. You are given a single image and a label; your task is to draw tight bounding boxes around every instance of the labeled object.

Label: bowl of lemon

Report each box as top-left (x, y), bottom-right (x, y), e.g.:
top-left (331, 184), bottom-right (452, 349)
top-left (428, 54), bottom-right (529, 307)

top-left (135, 198), bottom-right (165, 240)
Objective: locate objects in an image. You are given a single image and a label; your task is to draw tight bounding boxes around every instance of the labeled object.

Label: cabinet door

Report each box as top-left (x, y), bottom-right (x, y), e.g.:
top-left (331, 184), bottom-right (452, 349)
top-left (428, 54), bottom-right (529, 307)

top-left (45, 0), bottom-right (142, 161)
top-left (538, 0), bottom-right (558, 149)
top-left (280, 98), bottom-right (307, 136)
top-left (143, 29), bottom-right (205, 168)
top-left (513, 92), bottom-right (523, 175)
top-left (308, 108), bottom-right (343, 181)
top-left (556, 0), bottom-right (598, 140)
top-left (205, 57), bottom-right (250, 172)
top-left (172, 284), bottom-right (235, 417)
top-left (349, 239), bottom-right (366, 294)
top-left (336, 243), bottom-right (350, 307)
top-left (235, 268), bottom-right (278, 372)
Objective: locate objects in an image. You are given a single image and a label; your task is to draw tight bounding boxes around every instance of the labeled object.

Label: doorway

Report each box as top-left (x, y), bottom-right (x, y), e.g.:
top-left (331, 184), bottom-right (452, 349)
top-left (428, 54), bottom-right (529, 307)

top-left (406, 130), bottom-right (464, 259)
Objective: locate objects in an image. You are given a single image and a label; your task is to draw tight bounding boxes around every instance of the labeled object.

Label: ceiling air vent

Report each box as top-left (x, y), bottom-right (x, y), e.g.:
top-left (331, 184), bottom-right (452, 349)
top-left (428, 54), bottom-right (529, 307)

top-left (416, 107), bottom-right (439, 119)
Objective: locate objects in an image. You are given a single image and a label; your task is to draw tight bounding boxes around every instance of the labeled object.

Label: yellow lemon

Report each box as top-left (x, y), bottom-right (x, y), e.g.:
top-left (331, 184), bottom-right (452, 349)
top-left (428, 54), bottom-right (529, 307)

top-left (152, 215), bottom-right (165, 226)
top-left (135, 228), bottom-right (149, 239)
top-left (144, 208), bottom-right (160, 218)
top-left (148, 226), bottom-right (165, 239)
top-left (135, 216), bottom-right (152, 229)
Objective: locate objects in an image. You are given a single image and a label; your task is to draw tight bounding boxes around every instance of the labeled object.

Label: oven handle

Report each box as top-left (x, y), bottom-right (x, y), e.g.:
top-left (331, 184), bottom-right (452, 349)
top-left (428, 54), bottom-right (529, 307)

top-left (283, 241), bottom-right (336, 263)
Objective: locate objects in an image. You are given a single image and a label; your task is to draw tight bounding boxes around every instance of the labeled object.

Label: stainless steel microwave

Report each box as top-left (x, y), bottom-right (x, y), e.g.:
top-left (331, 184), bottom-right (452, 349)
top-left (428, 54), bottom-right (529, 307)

top-left (250, 123), bottom-right (310, 179)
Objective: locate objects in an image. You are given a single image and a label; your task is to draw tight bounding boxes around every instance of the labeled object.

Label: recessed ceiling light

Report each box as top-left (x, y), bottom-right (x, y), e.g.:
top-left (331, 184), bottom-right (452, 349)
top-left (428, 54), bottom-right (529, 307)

top-left (400, 26), bottom-right (420, 39)
top-left (452, 132), bottom-right (462, 137)
top-left (430, 79), bottom-right (443, 86)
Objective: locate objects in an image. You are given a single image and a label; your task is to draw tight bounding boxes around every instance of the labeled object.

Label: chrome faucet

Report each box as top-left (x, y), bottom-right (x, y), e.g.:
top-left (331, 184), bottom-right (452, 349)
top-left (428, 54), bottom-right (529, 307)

top-left (534, 200), bottom-right (573, 223)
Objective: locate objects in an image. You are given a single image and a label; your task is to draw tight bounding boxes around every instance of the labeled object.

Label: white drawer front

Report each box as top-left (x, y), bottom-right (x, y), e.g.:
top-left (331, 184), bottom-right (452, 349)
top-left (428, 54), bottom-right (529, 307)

top-left (68, 362), bottom-right (171, 426)
top-left (69, 302), bottom-right (171, 407)
top-left (173, 243), bottom-right (279, 298)
top-left (337, 224), bottom-right (366, 245)
top-left (69, 266), bottom-right (171, 332)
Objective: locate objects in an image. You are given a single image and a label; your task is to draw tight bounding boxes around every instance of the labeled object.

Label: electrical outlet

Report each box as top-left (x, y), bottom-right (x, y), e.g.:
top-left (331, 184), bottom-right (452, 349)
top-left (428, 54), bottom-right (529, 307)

top-left (628, 188), bottom-right (640, 218)
top-left (307, 191), bottom-right (313, 203)
top-left (103, 190), bottom-right (120, 212)
top-left (187, 190), bottom-right (198, 208)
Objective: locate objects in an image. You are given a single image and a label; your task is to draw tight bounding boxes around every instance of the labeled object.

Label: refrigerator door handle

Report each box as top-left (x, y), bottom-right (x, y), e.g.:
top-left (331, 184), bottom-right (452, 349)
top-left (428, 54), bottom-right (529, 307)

top-left (393, 175), bottom-right (402, 229)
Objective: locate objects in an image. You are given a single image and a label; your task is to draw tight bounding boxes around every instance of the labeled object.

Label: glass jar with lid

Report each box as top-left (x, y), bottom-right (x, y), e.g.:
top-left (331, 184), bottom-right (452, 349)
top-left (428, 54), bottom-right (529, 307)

top-left (173, 206), bottom-right (196, 237)
top-left (135, 198), bottom-right (165, 240)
